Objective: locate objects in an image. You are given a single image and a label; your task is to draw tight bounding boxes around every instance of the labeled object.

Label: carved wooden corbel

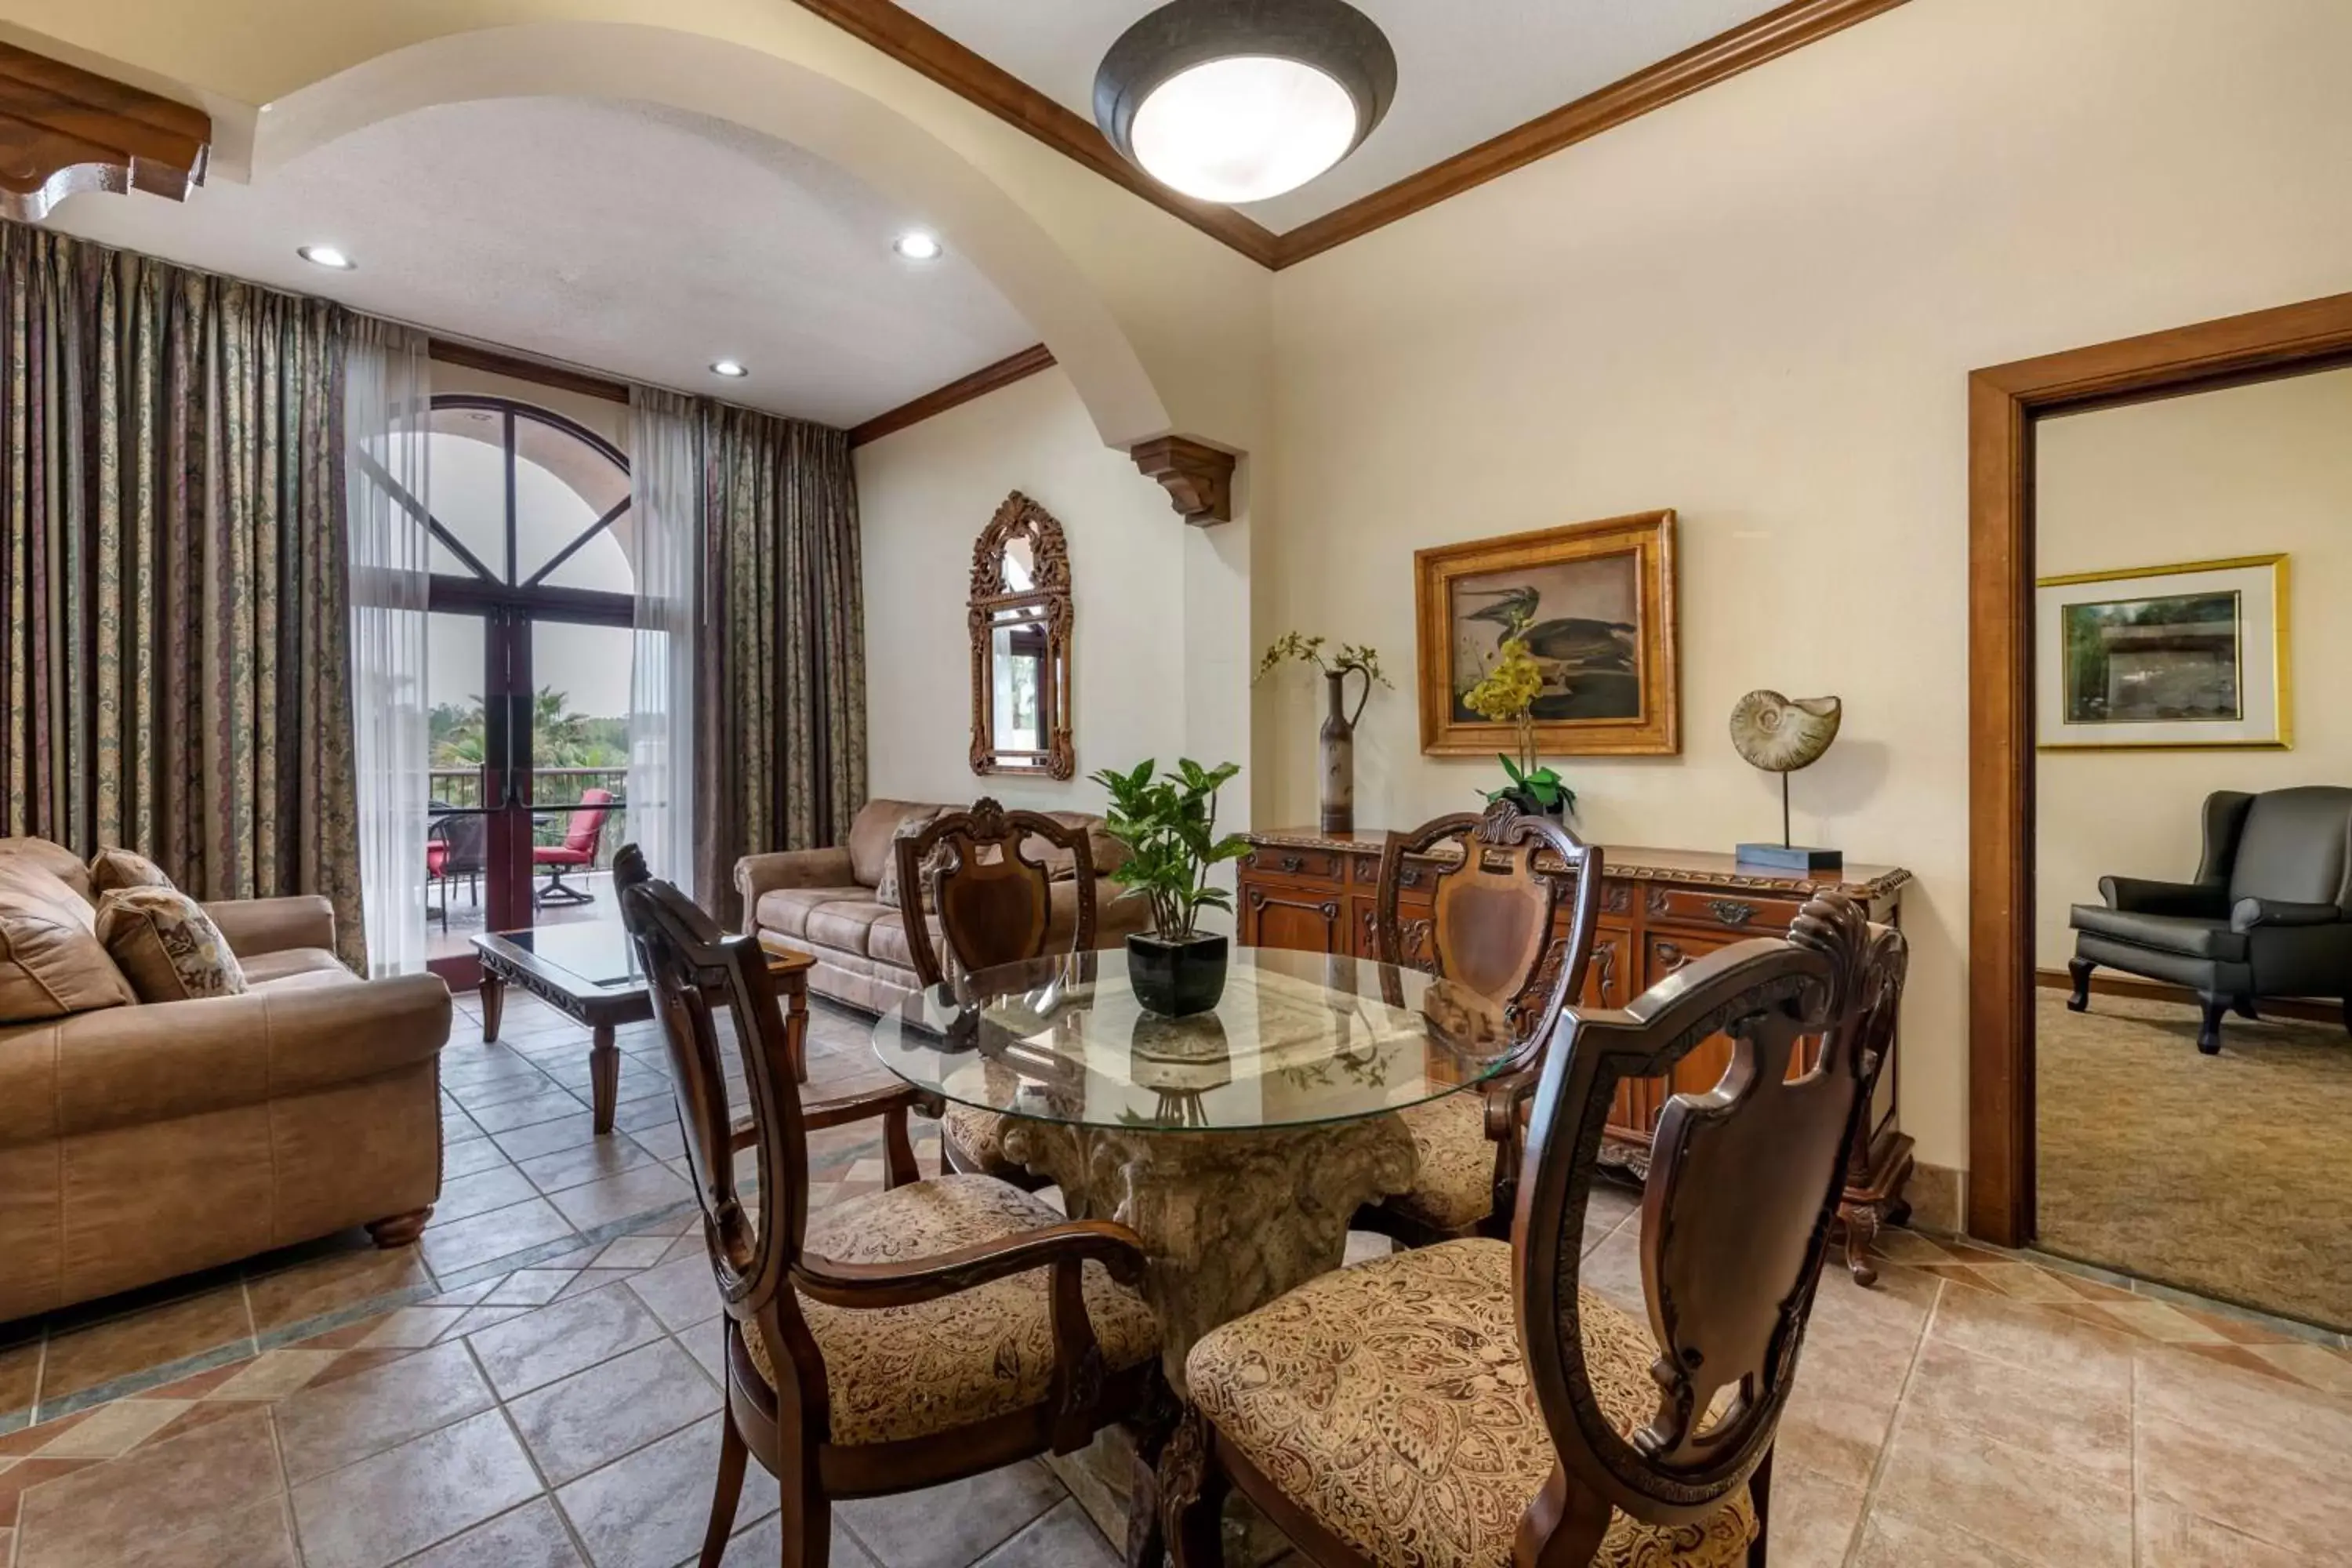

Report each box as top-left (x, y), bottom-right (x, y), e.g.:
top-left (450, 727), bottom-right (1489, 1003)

top-left (1129, 435), bottom-right (1236, 526)
top-left (0, 43), bottom-right (211, 222)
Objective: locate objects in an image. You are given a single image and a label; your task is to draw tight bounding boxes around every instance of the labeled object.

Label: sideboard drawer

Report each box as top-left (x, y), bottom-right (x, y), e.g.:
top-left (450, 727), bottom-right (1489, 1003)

top-left (1642, 886), bottom-right (1804, 935)
top-left (1244, 846), bottom-right (1346, 884)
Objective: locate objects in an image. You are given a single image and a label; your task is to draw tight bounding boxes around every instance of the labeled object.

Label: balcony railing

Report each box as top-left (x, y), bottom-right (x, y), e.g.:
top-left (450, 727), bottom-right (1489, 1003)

top-left (428, 766), bottom-right (630, 870)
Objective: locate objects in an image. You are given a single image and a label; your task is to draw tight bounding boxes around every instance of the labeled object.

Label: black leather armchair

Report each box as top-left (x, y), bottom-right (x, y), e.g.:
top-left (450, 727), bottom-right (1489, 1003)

top-left (2068, 786), bottom-right (2352, 1054)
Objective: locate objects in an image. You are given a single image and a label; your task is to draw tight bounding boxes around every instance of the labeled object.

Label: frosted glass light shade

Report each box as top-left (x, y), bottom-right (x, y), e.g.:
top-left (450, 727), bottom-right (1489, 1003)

top-left (1094, 0), bottom-right (1396, 208)
top-left (1128, 56), bottom-right (1359, 205)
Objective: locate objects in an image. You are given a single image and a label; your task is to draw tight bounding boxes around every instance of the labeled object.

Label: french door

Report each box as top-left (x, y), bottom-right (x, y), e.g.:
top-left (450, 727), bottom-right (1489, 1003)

top-left (422, 397), bottom-right (636, 988)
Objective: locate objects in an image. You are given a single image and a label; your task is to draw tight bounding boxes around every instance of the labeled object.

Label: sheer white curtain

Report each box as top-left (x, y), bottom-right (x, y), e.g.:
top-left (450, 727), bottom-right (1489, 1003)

top-left (629, 387), bottom-right (702, 900)
top-left (345, 320), bottom-right (433, 976)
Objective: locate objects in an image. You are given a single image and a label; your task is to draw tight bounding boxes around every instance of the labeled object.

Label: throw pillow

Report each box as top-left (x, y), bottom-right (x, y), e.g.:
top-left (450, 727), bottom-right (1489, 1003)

top-left (93, 887), bottom-right (248, 1003)
top-left (0, 859), bottom-right (136, 1023)
top-left (89, 846), bottom-right (174, 896)
top-left (874, 818), bottom-right (937, 912)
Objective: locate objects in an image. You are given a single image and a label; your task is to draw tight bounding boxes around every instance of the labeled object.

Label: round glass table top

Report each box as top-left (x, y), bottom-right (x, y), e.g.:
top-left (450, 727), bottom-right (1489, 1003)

top-left (870, 946), bottom-right (1524, 1134)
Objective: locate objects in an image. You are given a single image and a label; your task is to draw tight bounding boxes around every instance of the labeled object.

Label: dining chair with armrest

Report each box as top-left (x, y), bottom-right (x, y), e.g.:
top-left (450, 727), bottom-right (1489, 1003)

top-left (1169, 891), bottom-right (1909, 1568)
top-left (1358, 799), bottom-right (1602, 1245)
top-left (896, 798), bottom-right (1098, 1188)
top-left (612, 844), bottom-right (1160, 1568)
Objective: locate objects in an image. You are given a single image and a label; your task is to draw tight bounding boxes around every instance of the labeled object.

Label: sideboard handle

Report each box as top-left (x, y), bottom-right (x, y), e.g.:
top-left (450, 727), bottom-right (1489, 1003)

top-left (1280, 854), bottom-right (1305, 874)
top-left (1708, 899), bottom-right (1759, 928)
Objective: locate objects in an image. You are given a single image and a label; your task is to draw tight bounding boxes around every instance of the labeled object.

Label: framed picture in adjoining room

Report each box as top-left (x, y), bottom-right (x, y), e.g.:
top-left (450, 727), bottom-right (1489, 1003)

top-left (2034, 554), bottom-right (2291, 750)
top-left (1414, 510), bottom-right (1679, 757)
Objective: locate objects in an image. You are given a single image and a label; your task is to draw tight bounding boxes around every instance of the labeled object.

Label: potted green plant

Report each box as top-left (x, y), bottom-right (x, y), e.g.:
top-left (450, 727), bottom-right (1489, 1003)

top-left (1462, 637), bottom-right (1577, 818)
top-left (1091, 757), bottom-right (1250, 1016)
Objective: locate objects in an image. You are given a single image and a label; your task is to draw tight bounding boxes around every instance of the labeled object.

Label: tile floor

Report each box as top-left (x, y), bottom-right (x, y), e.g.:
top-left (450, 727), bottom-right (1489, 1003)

top-left (3, 991), bottom-right (2350, 1567)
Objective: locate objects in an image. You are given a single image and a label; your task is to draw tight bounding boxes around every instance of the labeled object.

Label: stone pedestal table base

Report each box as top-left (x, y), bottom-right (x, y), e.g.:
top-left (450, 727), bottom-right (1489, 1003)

top-left (997, 1114), bottom-right (1418, 1396)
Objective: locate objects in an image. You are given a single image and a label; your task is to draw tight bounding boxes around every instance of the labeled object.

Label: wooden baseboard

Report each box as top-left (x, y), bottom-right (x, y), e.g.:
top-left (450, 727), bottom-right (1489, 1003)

top-left (2033, 967), bottom-right (2342, 1025)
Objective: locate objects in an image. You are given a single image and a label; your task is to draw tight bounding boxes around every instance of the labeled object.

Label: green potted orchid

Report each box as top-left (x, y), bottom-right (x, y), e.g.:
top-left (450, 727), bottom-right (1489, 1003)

top-left (1090, 757), bottom-right (1250, 1016)
top-left (1463, 637), bottom-right (1577, 818)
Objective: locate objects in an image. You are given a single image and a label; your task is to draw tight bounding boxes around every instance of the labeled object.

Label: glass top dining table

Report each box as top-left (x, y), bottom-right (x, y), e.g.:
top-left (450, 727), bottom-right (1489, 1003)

top-left (869, 944), bottom-right (1523, 1134)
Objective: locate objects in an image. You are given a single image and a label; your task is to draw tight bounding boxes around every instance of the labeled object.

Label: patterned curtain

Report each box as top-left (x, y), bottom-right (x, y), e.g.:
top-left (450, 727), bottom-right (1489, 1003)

top-left (694, 401), bottom-right (864, 922)
top-left (0, 222), bottom-right (365, 967)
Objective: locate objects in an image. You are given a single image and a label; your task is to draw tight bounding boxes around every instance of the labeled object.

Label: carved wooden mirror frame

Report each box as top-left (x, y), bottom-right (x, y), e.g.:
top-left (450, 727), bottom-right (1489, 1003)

top-left (969, 491), bottom-right (1075, 779)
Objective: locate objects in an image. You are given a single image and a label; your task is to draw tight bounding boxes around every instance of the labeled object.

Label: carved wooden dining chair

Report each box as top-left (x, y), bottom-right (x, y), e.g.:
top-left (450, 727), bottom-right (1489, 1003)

top-left (1359, 800), bottom-right (1602, 1244)
top-left (895, 799), bottom-right (1097, 1186)
top-left (612, 847), bottom-right (1159, 1568)
top-left (1171, 891), bottom-right (1908, 1568)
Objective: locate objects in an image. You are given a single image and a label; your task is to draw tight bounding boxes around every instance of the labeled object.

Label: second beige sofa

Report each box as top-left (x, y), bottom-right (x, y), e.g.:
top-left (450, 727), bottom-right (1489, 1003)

top-left (735, 798), bottom-right (1148, 1013)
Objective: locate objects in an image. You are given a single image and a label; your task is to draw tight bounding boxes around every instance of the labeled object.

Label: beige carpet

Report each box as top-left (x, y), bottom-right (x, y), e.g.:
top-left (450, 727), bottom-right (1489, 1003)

top-left (2036, 989), bottom-right (2352, 1331)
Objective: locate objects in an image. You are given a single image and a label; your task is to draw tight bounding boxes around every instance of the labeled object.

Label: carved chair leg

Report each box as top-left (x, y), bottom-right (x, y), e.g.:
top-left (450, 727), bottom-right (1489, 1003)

top-left (2196, 994), bottom-right (2227, 1055)
top-left (2066, 956), bottom-right (2095, 1012)
top-left (1163, 1407), bottom-right (1229, 1568)
top-left (366, 1208), bottom-right (432, 1248)
top-left (698, 1406), bottom-right (750, 1568)
top-left (1123, 1386), bottom-right (1181, 1568)
top-left (1748, 1443), bottom-right (1773, 1567)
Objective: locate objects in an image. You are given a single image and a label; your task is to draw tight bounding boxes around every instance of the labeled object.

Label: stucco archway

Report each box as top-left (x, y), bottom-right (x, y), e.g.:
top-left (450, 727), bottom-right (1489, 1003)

top-left (252, 20), bottom-right (1172, 448)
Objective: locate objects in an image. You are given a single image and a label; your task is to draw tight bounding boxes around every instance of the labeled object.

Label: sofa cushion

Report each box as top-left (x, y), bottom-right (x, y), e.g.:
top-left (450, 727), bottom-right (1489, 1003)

top-left (848, 801), bottom-right (945, 889)
top-left (2070, 905), bottom-right (2249, 963)
top-left (867, 910), bottom-right (944, 975)
top-left (804, 901), bottom-right (895, 959)
top-left (89, 847), bottom-right (174, 896)
top-left (241, 947), bottom-right (356, 988)
top-left (0, 860), bottom-right (136, 1022)
top-left (95, 887), bottom-right (249, 1002)
top-left (1024, 813), bottom-right (1127, 880)
top-left (873, 816), bottom-right (944, 912)
top-left (0, 837), bottom-right (96, 904)
top-left (754, 886), bottom-right (875, 942)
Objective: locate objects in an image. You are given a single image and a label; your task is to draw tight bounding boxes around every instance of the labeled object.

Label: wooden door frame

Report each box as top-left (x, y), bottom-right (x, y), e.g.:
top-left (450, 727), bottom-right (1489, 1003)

top-left (1966, 289), bottom-right (2352, 1244)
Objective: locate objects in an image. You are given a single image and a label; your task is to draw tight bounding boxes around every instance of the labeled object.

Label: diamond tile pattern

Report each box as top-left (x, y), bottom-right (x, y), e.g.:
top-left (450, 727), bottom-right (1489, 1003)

top-left (0, 991), bottom-right (2346, 1568)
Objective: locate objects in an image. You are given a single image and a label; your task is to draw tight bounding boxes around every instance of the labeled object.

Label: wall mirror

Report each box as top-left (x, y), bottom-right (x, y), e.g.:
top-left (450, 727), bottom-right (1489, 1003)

top-left (969, 491), bottom-right (1074, 778)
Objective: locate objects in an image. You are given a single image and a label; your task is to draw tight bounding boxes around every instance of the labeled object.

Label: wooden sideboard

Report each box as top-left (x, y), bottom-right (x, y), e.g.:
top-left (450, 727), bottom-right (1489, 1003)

top-left (1236, 828), bottom-right (1916, 1279)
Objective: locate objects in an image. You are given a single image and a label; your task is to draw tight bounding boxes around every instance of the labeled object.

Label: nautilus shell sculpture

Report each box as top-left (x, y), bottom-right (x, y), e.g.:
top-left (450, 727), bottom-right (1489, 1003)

top-left (1729, 691), bottom-right (1842, 774)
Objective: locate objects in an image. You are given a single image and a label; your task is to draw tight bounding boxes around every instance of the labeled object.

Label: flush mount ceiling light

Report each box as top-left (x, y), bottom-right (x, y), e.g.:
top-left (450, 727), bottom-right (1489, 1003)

top-left (892, 230), bottom-right (943, 261)
top-left (710, 359), bottom-right (749, 378)
top-left (297, 244), bottom-right (355, 270)
top-left (1094, 0), bottom-right (1396, 205)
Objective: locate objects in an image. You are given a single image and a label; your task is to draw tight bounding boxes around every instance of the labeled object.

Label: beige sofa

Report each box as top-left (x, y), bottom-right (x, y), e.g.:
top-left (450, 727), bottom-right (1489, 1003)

top-left (0, 837), bottom-right (451, 1323)
top-left (736, 798), bottom-right (1149, 1013)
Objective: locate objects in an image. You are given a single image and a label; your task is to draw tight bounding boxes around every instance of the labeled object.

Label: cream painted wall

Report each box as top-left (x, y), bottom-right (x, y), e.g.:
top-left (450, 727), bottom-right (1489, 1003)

top-left (1260, 0), bottom-right (2352, 1171)
top-left (856, 365), bottom-right (1191, 811)
top-left (2033, 366), bottom-right (2352, 967)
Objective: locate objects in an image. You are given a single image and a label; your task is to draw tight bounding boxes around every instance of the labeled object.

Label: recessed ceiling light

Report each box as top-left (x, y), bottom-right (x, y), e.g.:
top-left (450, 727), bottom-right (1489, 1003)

top-left (1094, 0), bottom-right (1396, 205)
top-left (710, 359), bottom-right (749, 379)
top-left (297, 245), bottom-right (355, 270)
top-left (892, 230), bottom-right (943, 262)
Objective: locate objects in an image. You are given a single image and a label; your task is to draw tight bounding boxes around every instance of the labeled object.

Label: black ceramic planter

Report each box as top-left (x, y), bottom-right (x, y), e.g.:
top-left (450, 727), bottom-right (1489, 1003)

top-left (1126, 932), bottom-right (1229, 1018)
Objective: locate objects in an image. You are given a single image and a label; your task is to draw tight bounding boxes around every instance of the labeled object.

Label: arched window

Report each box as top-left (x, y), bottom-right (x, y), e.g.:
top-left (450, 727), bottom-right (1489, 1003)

top-left (423, 395), bottom-right (637, 976)
top-left (426, 397), bottom-right (633, 599)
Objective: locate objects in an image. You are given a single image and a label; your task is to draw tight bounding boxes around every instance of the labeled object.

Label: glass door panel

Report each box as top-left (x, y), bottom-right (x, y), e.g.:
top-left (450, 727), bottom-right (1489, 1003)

top-left (524, 619), bottom-right (634, 928)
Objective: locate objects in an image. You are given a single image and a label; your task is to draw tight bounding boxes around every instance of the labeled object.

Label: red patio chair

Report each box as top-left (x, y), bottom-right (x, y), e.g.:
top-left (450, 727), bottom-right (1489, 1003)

top-left (535, 788), bottom-right (616, 906)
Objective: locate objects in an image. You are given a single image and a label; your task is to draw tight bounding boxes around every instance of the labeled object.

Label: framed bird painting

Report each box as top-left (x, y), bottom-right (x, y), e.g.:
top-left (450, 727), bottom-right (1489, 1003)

top-left (1414, 510), bottom-right (1680, 757)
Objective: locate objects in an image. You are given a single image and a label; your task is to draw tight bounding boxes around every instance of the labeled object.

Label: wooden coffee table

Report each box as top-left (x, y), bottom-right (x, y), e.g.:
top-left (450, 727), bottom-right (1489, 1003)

top-left (473, 920), bottom-right (814, 1132)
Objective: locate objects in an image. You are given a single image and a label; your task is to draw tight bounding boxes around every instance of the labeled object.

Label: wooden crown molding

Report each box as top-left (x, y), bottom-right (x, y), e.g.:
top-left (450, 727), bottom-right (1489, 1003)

top-left (847, 343), bottom-right (1056, 448)
top-left (1130, 435), bottom-right (1234, 526)
top-left (789, 0), bottom-right (1909, 271)
top-left (0, 42), bottom-right (210, 222)
top-left (1272, 0), bottom-right (1911, 268)
top-left (787, 0), bottom-right (1279, 267)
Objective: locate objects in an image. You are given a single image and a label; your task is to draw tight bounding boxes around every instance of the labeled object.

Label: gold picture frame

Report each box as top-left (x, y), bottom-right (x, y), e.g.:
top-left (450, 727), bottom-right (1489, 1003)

top-left (1415, 510), bottom-right (1679, 757)
top-left (2034, 553), bottom-right (2291, 751)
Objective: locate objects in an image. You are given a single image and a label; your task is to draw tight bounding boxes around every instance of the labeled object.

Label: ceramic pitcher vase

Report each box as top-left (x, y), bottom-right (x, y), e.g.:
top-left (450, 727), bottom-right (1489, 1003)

top-left (1320, 670), bottom-right (1355, 833)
